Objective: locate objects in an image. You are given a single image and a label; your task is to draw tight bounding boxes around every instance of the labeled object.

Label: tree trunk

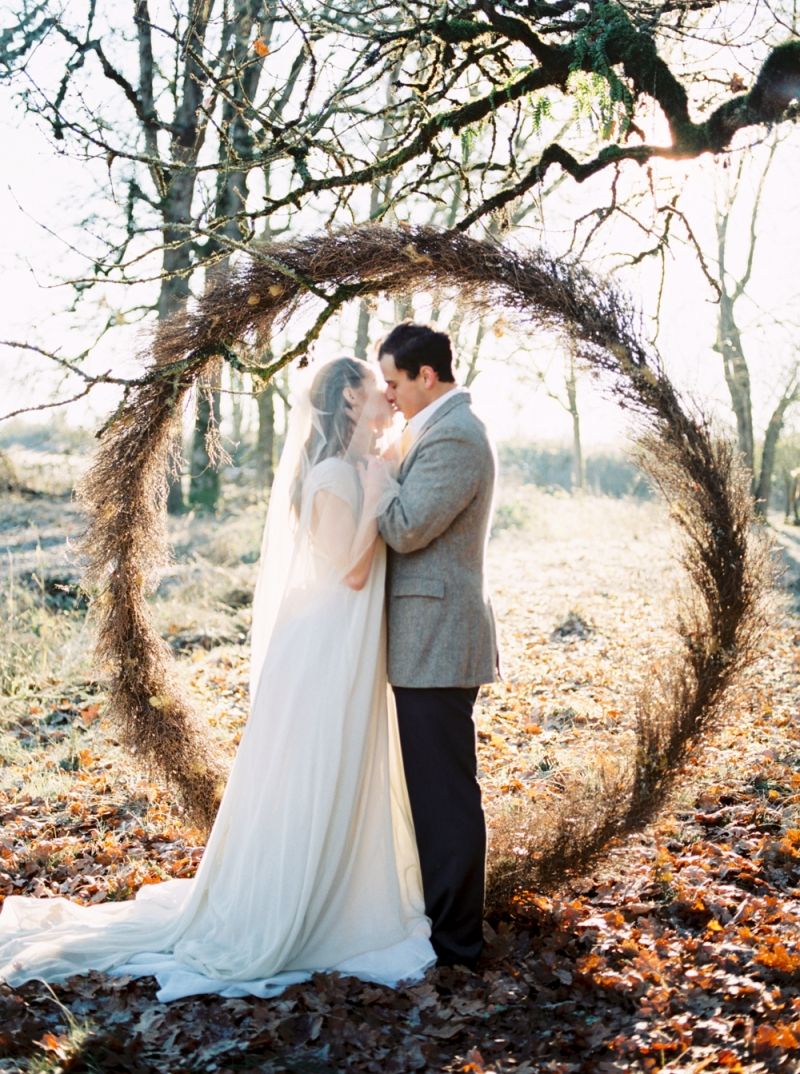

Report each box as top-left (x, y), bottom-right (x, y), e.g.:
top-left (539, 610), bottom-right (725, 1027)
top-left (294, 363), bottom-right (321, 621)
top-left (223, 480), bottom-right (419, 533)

top-left (352, 66), bottom-right (399, 359)
top-left (256, 383), bottom-right (276, 493)
top-left (229, 367), bottom-right (245, 466)
top-left (394, 295), bottom-right (413, 322)
top-left (715, 292), bottom-right (755, 478)
top-left (152, 0), bottom-right (218, 512)
top-left (182, 0), bottom-right (266, 513)
top-left (354, 302), bottom-right (373, 360)
top-left (184, 384), bottom-right (222, 517)
top-left (159, 269), bottom-right (192, 514)
top-left (136, 1), bottom-right (206, 513)
top-left (166, 452), bottom-right (186, 514)
top-left (189, 372), bottom-right (222, 512)
top-left (754, 370), bottom-right (799, 515)
top-left (463, 320), bottom-right (485, 388)
top-left (190, 0), bottom-right (266, 509)
top-left (566, 351), bottom-right (585, 493)
top-left (784, 469), bottom-right (800, 524)
top-left (756, 414), bottom-right (781, 515)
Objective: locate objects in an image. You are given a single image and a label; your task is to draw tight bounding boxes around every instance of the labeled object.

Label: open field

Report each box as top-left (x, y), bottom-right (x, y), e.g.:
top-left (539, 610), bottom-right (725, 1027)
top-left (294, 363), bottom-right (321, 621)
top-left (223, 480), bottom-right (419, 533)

top-left (1, 468), bottom-right (799, 1073)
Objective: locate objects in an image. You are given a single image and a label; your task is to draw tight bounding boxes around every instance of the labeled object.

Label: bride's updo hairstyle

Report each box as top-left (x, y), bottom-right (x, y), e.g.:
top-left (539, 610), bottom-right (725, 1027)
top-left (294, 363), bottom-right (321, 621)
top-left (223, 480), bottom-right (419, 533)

top-left (308, 357), bottom-right (367, 460)
top-left (291, 357), bottom-right (368, 515)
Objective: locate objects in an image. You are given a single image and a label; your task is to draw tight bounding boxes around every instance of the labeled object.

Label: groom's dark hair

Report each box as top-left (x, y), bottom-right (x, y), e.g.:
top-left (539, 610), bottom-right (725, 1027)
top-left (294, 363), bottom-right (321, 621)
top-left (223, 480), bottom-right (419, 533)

top-left (377, 322), bottom-right (455, 383)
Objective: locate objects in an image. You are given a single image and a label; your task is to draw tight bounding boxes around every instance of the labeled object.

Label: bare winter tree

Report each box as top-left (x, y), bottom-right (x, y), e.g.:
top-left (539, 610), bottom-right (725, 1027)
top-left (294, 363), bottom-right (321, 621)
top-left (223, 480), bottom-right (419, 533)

top-left (1, 0), bottom-right (799, 433)
top-left (711, 136), bottom-right (800, 512)
top-left (1, 0), bottom-right (306, 498)
top-left (185, 0), bottom-right (271, 511)
top-left (263, 1), bottom-right (800, 232)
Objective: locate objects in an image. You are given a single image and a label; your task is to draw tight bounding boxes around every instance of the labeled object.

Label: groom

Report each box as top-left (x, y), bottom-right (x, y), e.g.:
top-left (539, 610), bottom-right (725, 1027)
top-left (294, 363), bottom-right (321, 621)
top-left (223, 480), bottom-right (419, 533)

top-left (377, 322), bottom-right (497, 970)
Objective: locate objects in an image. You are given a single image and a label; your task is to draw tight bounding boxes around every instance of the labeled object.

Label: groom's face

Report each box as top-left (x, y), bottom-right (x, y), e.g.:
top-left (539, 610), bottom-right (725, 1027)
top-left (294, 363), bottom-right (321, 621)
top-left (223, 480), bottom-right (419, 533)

top-left (379, 353), bottom-right (429, 421)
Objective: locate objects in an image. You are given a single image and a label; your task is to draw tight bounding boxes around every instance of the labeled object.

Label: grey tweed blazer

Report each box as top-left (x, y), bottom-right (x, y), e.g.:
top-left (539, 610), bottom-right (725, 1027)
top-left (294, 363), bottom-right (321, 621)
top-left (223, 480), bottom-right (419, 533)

top-left (378, 390), bottom-right (498, 689)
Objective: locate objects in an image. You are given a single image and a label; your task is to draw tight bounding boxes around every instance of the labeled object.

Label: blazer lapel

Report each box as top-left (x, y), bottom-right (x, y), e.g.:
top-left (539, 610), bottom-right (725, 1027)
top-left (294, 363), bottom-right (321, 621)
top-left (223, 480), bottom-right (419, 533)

top-left (419, 389), bottom-right (470, 436)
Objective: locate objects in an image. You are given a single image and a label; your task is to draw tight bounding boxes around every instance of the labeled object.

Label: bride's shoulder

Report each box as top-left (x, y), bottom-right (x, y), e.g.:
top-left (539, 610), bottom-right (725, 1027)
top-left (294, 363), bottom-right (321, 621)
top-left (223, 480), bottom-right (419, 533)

top-left (304, 457), bottom-right (358, 498)
top-left (310, 456), bottom-right (352, 474)
top-left (308, 456), bottom-right (356, 480)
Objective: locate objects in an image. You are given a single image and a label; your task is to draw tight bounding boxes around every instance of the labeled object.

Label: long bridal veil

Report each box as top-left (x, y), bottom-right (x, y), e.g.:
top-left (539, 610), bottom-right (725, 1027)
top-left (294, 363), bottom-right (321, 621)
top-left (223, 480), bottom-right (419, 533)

top-left (0, 357), bottom-right (434, 1001)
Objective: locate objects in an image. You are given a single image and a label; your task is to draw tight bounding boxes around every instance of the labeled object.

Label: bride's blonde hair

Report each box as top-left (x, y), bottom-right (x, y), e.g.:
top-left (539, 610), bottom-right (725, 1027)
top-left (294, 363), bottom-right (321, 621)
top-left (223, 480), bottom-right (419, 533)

top-left (290, 357), bottom-right (367, 516)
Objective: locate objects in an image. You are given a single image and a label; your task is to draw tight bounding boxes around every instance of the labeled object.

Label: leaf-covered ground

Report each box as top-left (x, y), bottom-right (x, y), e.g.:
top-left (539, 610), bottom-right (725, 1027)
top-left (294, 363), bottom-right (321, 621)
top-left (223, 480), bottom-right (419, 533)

top-left (1, 486), bottom-right (799, 1073)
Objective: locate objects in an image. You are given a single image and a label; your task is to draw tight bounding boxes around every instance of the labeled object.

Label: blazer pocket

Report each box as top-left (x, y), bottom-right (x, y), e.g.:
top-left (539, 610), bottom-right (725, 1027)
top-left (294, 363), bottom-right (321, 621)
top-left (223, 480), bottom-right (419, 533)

top-left (393, 576), bottom-right (445, 599)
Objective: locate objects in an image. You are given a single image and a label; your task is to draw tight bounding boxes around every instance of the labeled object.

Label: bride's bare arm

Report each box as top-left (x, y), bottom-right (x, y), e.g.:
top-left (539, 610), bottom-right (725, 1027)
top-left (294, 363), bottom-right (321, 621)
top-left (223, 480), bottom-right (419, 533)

top-left (343, 527), bottom-right (379, 591)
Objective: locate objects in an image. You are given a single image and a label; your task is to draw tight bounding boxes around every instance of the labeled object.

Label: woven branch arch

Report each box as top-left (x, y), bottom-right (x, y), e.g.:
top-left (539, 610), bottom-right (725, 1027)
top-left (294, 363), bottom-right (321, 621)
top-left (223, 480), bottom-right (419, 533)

top-left (77, 225), bottom-right (772, 909)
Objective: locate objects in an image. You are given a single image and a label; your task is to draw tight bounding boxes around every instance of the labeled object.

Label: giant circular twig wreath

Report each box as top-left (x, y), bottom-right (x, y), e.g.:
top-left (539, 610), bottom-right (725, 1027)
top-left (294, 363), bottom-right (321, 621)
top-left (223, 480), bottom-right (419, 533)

top-left (77, 225), bottom-right (772, 910)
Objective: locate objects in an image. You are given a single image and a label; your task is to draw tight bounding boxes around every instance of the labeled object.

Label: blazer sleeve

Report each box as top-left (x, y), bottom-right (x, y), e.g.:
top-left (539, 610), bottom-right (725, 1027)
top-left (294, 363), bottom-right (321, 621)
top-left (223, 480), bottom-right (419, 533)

top-left (378, 430), bottom-right (482, 553)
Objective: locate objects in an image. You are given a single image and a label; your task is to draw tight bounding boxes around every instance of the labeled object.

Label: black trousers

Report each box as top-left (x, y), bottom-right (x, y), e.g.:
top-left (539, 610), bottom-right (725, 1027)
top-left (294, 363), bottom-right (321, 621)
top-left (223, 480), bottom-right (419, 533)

top-left (393, 685), bottom-right (485, 968)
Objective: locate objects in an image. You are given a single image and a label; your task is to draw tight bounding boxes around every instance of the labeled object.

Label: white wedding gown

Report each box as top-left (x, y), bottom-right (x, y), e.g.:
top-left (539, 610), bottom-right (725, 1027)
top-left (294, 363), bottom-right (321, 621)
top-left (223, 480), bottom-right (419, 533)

top-left (0, 458), bottom-right (434, 1001)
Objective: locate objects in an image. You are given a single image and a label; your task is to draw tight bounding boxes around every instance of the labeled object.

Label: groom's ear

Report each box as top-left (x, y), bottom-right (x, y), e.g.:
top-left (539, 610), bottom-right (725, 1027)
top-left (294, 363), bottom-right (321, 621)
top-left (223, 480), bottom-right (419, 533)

top-left (419, 365), bottom-right (437, 389)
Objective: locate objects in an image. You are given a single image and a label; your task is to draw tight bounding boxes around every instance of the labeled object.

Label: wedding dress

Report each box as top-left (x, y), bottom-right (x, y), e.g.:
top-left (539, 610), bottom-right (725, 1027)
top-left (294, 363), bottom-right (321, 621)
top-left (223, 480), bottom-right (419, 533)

top-left (0, 360), bottom-right (435, 1001)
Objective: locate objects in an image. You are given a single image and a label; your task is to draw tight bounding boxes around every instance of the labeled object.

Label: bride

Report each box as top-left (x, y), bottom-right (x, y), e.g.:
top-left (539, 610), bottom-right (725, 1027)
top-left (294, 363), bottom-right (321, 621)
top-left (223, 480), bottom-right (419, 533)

top-left (0, 356), bottom-right (435, 1002)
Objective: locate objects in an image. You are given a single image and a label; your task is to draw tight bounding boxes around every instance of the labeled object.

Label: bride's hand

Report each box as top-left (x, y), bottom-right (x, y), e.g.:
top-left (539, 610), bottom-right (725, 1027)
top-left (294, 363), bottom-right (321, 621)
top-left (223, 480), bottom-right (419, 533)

top-left (358, 455), bottom-right (389, 512)
top-left (381, 439), bottom-right (402, 465)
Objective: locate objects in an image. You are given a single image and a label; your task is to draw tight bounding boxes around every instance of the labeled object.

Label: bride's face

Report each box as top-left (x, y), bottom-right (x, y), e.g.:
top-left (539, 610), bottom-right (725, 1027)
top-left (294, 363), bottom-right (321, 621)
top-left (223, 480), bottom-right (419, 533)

top-left (346, 375), bottom-right (392, 432)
